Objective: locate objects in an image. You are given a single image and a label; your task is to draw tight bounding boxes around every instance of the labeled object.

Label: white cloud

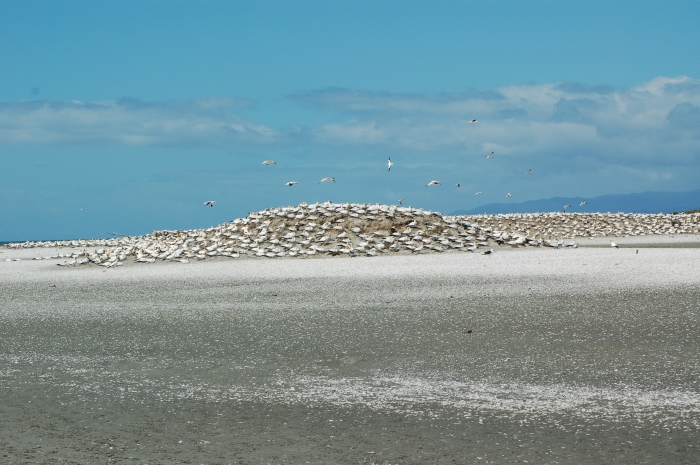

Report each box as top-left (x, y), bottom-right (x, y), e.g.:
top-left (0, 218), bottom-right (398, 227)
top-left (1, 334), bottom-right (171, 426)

top-left (0, 97), bottom-right (280, 147)
top-left (295, 76), bottom-right (700, 166)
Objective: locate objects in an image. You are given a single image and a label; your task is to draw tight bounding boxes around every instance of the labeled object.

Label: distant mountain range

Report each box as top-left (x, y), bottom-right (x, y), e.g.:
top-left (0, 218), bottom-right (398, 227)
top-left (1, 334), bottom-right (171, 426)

top-left (451, 189), bottom-right (700, 215)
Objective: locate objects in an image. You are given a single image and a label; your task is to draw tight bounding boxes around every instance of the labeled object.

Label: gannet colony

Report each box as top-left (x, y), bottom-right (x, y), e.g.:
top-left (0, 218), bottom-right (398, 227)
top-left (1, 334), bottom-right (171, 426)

top-left (4, 202), bottom-right (700, 267)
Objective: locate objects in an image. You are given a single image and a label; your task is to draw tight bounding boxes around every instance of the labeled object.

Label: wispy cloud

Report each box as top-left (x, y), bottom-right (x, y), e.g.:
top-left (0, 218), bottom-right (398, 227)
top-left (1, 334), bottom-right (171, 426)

top-left (0, 97), bottom-right (280, 147)
top-left (293, 76), bottom-right (700, 166)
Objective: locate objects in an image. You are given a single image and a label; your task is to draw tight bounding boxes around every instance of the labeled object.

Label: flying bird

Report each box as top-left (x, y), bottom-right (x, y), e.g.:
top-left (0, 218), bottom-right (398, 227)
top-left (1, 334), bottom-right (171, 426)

top-left (525, 169), bottom-right (532, 175)
top-left (485, 151), bottom-right (494, 159)
top-left (456, 183), bottom-right (461, 188)
top-left (203, 201), bottom-right (216, 207)
top-left (319, 177), bottom-right (336, 183)
top-left (505, 193), bottom-right (512, 198)
top-left (563, 204), bottom-right (572, 212)
top-left (475, 192), bottom-right (483, 195)
top-left (261, 160), bottom-right (276, 165)
top-left (426, 181), bottom-right (442, 187)
top-left (398, 199), bottom-right (404, 205)
top-left (469, 119), bottom-right (478, 124)
top-left (285, 181), bottom-right (298, 186)
top-left (387, 157), bottom-right (394, 171)
top-left (580, 200), bottom-right (588, 206)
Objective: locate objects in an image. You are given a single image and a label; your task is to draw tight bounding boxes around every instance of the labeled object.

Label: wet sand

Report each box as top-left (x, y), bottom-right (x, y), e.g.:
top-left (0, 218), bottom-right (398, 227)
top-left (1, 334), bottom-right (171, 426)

top-left (1, 247), bottom-right (700, 463)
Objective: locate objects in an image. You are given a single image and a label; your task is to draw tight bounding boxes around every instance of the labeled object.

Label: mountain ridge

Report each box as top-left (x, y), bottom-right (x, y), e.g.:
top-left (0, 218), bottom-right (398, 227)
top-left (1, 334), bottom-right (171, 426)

top-left (451, 189), bottom-right (700, 216)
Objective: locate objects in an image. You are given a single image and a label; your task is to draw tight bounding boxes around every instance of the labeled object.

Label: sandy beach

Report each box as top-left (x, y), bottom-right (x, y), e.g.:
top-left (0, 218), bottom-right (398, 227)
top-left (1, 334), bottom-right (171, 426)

top-left (1, 245), bottom-right (700, 463)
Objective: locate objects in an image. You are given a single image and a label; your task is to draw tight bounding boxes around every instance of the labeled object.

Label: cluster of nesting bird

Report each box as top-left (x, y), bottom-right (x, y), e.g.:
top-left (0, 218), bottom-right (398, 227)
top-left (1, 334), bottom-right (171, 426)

top-left (5, 202), bottom-right (699, 266)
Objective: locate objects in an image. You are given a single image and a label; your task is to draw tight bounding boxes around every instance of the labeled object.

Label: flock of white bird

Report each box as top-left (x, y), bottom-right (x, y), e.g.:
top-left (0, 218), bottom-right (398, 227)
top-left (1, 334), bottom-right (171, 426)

top-left (5, 203), bottom-right (700, 266)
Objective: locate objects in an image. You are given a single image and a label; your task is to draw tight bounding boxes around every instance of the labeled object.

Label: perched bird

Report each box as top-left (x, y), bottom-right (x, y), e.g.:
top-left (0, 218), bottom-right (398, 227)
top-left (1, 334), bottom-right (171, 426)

top-left (610, 239), bottom-right (619, 249)
top-left (580, 200), bottom-right (587, 206)
top-left (563, 204), bottom-right (572, 212)
top-left (456, 183), bottom-right (461, 188)
top-left (203, 201), bottom-right (216, 207)
top-left (398, 199), bottom-right (404, 205)
top-left (475, 192), bottom-right (483, 195)
top-left (485, 151), bottom-right (494, 159)
top-left (387, 157), bottom-right (394, 171)
top-left (319, 177), bottom-right (336, 183)
top-left (469, 119), bottom-right (478, 124)
top-left (525, 169), bottom-right (532, 175)
top-left (482, 249), bottom-right (494, 255)
top-left (285, 181), bottom-right (298, 186)
top-left (261, 160), bottom-right (276, 165)
top-left (505, 193), bottom-right (512, 198)
top-left (426, 180), bottom-right (442, 187)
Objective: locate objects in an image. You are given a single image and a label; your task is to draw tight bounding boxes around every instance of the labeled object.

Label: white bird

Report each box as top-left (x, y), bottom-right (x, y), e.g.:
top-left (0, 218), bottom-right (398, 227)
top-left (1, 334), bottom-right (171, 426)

top-left (319, 177), bottom-right (335, 183)
top-left (387, 157), bottom-right (394, 171)
top-left (580, 200), bottom-right (587, 206)
top-left (485, 151), bottom-right (494, 159)
top-left (426, 181), bottom-right (442, 187)
top-left (261, 160), bottom-right (276, 165)
top-left (505, 193), bottom-right (512, 198)
top-left (456, 183), bottom-right (461, 188)
top-left (610, 239), bottom-right (619, 249)
top-left (525, 169), bottom-right (532, 175)
top-left (203, 201), bottom-right (216, 207)
top-left (475, 191), bottom-right (483, 195)
top-left (563, 204), bottom-right (572, 212)
top-left (398, 199), bottom-right (404, 205)
top-left (469, 119), bottom-right (478, 124)
top-left (285, 181), bottom-right (298, 186)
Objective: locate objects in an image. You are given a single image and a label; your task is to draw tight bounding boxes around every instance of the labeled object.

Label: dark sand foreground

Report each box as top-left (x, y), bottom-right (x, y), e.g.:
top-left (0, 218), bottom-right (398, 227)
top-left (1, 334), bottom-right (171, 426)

top-left (1, 247), bottom-right (699, 464)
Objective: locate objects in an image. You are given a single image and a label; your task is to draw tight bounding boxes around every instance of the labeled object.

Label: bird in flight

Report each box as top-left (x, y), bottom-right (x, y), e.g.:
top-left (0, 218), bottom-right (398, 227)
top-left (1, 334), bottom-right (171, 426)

top-left (285, 181), bottom-right (298, 186)
top-left (525, 169), bottom-right (532, 175)
top-left (319, 177), bottom-right (336, 183)
top-left (485, 152), bottom-right (494, 159)
top-left (426, 180), bottom-right (442, 187)
top-left (387, 157), bottom-right (394, 171)
top-left (203, 201), bottom-right (216, 207)
top-left (469, 119), bottom-right (478, 124)
top-left (563, 204), bottom-right (572, 212)
top-left (398, 199), bottom-right (404, 205)
top-left (475, 192), bottom-right (483, 195)
top-left (580, 200), bottom-right (587, 206)
top-left (456, 183), bottom-right (461, 188)
top-left (505, 193), bottom-right (512, 198)
top-left (261, 160), bottom-right (276, 165)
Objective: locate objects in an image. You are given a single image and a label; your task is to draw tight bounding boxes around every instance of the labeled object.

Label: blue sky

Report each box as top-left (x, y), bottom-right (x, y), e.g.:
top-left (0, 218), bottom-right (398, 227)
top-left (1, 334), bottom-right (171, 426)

top-left (1, 0), bottom-right (699, 240)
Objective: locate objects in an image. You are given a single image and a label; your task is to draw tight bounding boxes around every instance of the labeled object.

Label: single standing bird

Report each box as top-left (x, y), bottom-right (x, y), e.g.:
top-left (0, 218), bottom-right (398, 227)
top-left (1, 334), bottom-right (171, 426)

top-left (469, 119), bottom-right (478, 124)
top-left (319, 177), bottom-right (336, 183)
top-left (580, 200), bottom-right (587, 206)
top-left (483, 249), bottom-right (494, 255)
top-left (426, 181), bottom-right (442, 187)
top-left (398, 199), bottom-right (404, 205)
top-left (563, 204), bottom-right (572, 212)
top-left (285, 181), bottom-right (298, 187)
top-left (505, 193), bottom-right (512, 198)
top-left (485, 151), bottom-right (494, 159)
top-left (525, 169), bottom-right (532, 175)
top-left (387, 157), bottom-right (394, 171)
top-left (261, 160), bottom-right (276, 165)
top-left (610, 239), bottom-right (619, 249)
top-left (475, 192), bottom-right (483, 195)
top-left (203, 201), bottom-right (216, 207)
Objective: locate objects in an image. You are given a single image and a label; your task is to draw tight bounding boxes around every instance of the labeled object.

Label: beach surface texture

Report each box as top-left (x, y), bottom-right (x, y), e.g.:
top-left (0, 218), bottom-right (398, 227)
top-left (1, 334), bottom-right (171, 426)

top-left (2, 206), bottom-right (700, 463)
